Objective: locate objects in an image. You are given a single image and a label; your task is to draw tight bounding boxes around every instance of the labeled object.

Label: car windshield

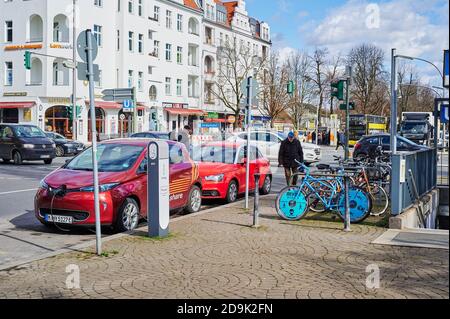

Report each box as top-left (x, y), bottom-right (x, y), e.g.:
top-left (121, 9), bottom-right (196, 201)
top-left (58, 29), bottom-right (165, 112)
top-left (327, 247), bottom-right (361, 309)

top-left (401, 123), bottom-right (427, 134)
top-left (13, 126), bottom-right (46, 138)
top-left (192, 146), bottom-right (237, 164)
top-left (66, 144), bottom-right (144, 172)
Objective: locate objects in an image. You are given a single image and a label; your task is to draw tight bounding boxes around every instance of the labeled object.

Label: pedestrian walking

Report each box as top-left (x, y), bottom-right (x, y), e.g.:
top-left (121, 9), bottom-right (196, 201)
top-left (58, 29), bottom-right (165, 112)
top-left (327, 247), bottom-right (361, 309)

top-left (278, 132), bottom-right (304, 186)
top-left (170, 125), bottom-right (192, 151)
top-left (336, 130), bottom-right (346, 151)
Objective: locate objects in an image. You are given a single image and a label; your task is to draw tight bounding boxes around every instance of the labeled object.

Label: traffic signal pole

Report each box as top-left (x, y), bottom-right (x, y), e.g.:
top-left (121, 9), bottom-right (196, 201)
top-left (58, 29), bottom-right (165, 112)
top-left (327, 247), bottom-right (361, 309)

top-left (344, 66), bottom-right (352, 232)
top-left (72, 0), bottom-right (77, 141)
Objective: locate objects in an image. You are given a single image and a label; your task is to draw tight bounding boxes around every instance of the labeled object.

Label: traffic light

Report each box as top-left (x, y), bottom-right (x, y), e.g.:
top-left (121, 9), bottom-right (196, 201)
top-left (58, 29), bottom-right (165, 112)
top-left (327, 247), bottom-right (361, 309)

top-left (339, 101), bottom-right (356, 111)
top-left (67, 106), bottom-right (74, 119)
top-left (287, 80), bottom-right (295, 94)
top-left (24, 51), bottom-right (32, 70)
top-left (331, 80), bottom-right (345, 100)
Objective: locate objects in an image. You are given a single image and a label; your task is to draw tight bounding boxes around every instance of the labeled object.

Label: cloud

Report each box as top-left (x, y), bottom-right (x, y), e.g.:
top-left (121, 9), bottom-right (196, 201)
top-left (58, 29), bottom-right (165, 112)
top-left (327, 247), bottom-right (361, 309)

top-left (301, 0), bottom-right (449, 85)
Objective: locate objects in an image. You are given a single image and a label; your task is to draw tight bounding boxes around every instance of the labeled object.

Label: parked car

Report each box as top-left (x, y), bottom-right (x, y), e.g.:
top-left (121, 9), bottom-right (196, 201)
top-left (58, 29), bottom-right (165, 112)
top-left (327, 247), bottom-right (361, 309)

top-left (192, 142), bottom-right (272, 203)
top-left (0, 124), bottom-right (56, 165)
top-left (131, 131), bottom-right (170, 140)
top-left (45, 132), bottom-right (85, 157)
top-left (353, 134), bottom-right (430, 161)
top-left (35, 139), bottom-right (202, 232)
top-left (227, 131), bottom-right (321, 165)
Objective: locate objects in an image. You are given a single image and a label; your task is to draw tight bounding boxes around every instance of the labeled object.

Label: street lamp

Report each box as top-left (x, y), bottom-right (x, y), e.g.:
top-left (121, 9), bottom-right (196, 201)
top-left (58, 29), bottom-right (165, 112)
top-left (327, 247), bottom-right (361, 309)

top-left (399, 83), bottom-right (443, 98)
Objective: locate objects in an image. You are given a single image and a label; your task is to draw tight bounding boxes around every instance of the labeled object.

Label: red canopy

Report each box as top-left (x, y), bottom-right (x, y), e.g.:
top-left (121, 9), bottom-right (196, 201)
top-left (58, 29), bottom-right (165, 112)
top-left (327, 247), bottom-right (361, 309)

top-left (165, 108), bottom-right (203, 116)
top-left (0, 102), bottom-right (35, 109)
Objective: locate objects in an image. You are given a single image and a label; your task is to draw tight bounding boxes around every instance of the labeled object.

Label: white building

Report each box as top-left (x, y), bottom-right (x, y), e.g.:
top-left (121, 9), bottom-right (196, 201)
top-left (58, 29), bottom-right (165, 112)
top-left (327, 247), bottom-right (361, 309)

top-left (0, 0), bottom-right (270, 142)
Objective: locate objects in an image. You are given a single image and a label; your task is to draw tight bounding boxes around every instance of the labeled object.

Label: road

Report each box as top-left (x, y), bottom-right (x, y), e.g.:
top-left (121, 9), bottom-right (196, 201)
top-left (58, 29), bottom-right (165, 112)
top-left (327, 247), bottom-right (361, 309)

top-left (0, 146), bottom-right (343, 269)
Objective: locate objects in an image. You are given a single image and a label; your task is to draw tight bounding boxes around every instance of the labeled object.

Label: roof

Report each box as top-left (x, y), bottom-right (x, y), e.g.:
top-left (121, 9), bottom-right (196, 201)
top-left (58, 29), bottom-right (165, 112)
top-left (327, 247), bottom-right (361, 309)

top-left (184, 0), bottom-right (202, 11)
top-left (221, 1), bottom-right (238, 26)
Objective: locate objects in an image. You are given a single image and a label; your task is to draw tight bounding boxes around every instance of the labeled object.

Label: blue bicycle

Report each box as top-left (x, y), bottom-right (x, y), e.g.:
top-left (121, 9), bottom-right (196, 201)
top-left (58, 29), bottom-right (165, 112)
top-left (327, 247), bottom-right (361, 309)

top-left (276, 162), bottom-right (372, 223)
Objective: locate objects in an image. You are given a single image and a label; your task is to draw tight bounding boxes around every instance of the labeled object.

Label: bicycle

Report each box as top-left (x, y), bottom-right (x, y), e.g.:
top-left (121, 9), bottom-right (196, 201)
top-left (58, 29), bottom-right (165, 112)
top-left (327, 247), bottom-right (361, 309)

top-left (276, 161), bottom-right (372, 224)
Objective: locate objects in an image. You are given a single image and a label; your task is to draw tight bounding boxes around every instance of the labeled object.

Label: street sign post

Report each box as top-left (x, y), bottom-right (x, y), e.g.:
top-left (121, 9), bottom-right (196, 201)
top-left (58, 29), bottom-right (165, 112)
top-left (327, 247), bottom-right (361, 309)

top-left (80, 29), bottom-right (102, 256)
top-left (101, 88), bottom-right (135, 103)
top-left (147, 141), bottom-right (170, 238)
top-left (77, 62), bottom-right (100, 82)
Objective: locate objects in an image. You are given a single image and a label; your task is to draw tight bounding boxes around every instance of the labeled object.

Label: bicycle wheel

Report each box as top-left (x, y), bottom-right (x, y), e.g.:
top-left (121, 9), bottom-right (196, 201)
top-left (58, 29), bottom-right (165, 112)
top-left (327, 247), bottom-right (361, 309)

top-left (307, 180), bottom-right (334, 213)
top-left (276, 186), bottom-right (309, 221)
top-left (360, 182), bottom-right (389, 216)
top-left (336, 186), bottom-right (372, 223)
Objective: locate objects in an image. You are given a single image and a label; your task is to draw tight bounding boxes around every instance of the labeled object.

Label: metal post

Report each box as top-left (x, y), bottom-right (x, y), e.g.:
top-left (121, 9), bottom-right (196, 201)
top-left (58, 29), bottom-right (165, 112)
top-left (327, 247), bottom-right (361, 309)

top-left (253, 173), bottom-right (260, 228)
top-left (86, 30), bottom-right (102, 255)
top-left (245, 76), bottom-right (252, 210)
top-left (344, 66), bottom-right (352, 161)
top-left (72, 0), bottom-right (77, 141)
top-left (391, 49), bottom-right (398, 155)
top-left (344, 175), bottom-right (351, 232)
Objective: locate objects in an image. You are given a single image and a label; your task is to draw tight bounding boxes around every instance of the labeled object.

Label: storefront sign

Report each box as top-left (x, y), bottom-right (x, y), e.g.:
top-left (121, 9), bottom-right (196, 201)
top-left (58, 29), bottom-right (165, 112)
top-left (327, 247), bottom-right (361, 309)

top-left (207, 112), bottom-right (219, 119)
top-left (201, 122), bottom-right (220, 129)
top-left (50, 43), bottom-right (73, 49)
top-left (3, 92), bottom-right (27, 97)
top-left (163, 103), bottom-right (188, 109)
top-left (228, 116), bottom-right (236, 124)
top-left (47, 97), bottom-right (71, 104)
top-left (4, 43), bottom-right (43, 51)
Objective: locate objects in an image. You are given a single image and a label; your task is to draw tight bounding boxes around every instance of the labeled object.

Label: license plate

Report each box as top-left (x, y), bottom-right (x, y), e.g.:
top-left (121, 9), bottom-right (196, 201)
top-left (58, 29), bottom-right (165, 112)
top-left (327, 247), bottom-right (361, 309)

top-left (45, 215), bottom-right (73, 224)
top-left (41, 155), bottom-right (51, 159)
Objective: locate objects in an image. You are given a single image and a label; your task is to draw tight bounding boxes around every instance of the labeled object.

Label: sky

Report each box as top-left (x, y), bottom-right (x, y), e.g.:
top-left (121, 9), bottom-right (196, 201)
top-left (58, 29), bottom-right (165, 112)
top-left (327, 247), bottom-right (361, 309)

top-left (245, 0), bottom-right (449, 88)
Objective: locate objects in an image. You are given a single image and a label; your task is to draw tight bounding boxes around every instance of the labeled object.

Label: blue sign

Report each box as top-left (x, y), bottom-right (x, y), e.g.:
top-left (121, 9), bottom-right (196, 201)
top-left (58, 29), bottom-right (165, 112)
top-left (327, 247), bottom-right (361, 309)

top-left (444, 50), bottom-right (449, 88)
top-left (201, 122), bottom-right (220, 129)
top-left (441, 104), bottom-right (449, 124)
top-left (123, 100), bottom-right (134, 108)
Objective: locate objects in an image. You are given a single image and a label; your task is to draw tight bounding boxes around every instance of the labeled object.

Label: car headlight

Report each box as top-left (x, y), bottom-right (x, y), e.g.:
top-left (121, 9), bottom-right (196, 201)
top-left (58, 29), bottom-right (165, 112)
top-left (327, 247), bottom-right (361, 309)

top-left (80, 183), bottom-right (120, 193)
top-left (23, 144), bottom-right (35, 149)
top-left (51, 143), bottom-right (56, 148)
top-left (205, 174), bottom-right (224, 182)
top-left (39, 180), bottom-right (49, 190)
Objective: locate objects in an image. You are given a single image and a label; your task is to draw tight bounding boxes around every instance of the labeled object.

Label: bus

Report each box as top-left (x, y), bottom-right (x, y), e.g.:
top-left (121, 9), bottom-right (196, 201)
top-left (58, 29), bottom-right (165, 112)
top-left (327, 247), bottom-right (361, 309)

top-left (349, 114), bottom-right (388, 146)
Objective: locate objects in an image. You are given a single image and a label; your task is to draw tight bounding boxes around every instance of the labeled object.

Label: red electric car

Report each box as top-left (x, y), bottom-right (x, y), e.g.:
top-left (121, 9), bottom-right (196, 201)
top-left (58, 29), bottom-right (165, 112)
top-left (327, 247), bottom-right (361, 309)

top-left (192, 142), bottom-right (272, 203)
top-left (35, 139), bottom-right (202, 232)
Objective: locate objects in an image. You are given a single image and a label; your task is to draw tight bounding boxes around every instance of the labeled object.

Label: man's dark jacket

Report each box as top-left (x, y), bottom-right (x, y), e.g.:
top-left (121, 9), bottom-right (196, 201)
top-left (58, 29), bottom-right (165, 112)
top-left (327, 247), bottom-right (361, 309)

top-left (278, 138), bottom-right (304, 168)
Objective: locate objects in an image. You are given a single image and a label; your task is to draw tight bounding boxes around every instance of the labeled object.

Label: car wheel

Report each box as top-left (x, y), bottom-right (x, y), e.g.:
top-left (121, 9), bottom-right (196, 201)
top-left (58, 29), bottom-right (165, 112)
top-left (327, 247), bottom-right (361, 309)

top-left (13, 151), bottom-right (23, 165)
top-left (226, 180), bottom-right (238, 203)
top-left (115, 198), bottom-right (140, 232)
top-left (44, 159), bottom-right (53, 165)
top-left (55, 145), bottom-right (65, 157)
top-left (260, 176), bottom-right (272, 195)
top-left (185, 185), bottom-right (202, 214)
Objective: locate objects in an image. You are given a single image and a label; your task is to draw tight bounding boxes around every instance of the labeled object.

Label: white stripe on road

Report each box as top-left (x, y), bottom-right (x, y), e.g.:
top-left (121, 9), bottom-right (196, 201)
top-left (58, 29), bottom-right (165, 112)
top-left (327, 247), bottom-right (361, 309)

top-left (0, 188), bottom-right (37, 196)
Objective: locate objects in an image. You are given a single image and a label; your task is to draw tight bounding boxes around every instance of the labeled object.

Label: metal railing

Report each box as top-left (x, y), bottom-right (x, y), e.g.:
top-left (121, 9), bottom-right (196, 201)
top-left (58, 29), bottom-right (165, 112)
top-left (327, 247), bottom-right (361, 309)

top-left (391, 149), bottom-right (438, 215)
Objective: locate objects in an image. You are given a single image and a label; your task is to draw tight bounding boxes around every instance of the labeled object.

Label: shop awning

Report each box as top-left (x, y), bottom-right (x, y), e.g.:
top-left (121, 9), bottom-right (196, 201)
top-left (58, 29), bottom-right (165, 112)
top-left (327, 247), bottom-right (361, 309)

top-left (85, 101), bottom-right (122, 109)
top-left (0, 102), bottom-right (35, 109)
top-left (165, 108), bottom-right (204, 116)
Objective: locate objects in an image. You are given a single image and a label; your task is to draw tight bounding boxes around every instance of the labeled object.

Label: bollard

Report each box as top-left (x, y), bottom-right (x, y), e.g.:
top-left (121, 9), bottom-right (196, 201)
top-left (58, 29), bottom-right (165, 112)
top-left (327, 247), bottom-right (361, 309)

top-left (253, 173), bottom-right (261, 228)
top-left (344, 175), bottom-right (351, 232)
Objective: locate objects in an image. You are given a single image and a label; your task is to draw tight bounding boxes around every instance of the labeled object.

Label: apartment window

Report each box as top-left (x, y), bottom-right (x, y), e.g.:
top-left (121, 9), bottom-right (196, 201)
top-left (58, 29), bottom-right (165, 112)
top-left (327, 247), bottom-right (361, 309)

top-left (165, 77), bottom-right (171, 95)
top-left (153, 6), bottom-right (160, 21)
top-left (117, 30), bottom-right (120, 51)
top-left (128, 70), bottom-right (134, 88)
top-left (5, 21), bottom-right (12, 42)
top-left (4, 62), bottom-right (12, 86)
top-left (117, 0), bottom-right (120, 11)
top-left (176, 46), bottom-right (182, 64)
top-left (138, 72), bottom-right (143, 91)
top-left (93, 25), bottom-right (102, 46)
top-left (177, 14), bottom-right (183, 32)
top-left (138, 34), bottom-right (143, 53)
top-left (128, 31), bottom-right (134, 51)
top-left (176, 79), bottom-right (182, 96)
top-left (165, 43), bottom-right (172, 61)
top-left (149, 85), bottom-right (157, 101)
top-left (128, 0), bottom-right (133, 13)
top-left (148, 66), bottom-right (153, 75)
top-left (94, 0), bottom-right (102, 7)
top-left (166, 10), bottom-right (172, 29)
top-left (138, 0), bottom-right (143, 16)
top-left (153, 40), bottom-right (159, 57)
top-left (148, 30), bottom-right (153, 40)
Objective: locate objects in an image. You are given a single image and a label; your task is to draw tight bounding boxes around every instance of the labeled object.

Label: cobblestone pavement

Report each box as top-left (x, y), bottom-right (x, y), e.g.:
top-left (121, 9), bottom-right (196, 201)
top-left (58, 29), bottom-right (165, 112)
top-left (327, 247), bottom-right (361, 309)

top-left (0, 196), bottom-right (448, 299)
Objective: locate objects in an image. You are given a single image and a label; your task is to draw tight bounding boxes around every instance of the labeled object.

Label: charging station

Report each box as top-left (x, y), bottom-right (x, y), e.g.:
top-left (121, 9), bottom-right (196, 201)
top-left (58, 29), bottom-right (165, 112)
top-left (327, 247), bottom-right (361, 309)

top-left (147, 141), bottom-right (170, 238)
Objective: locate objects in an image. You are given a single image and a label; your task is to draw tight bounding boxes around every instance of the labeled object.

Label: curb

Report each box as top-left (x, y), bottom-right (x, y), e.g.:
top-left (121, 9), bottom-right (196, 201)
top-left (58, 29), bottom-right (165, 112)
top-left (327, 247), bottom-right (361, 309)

top-left (0, 195), bottom-right (274, 272)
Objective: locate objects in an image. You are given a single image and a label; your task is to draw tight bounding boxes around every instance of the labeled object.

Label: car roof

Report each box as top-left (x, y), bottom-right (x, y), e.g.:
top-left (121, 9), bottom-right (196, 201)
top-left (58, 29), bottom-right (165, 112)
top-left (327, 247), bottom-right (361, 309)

top-left (198, 142), bottom-right (246, 148)
top-left (101, 138), bottom-right (179, 147)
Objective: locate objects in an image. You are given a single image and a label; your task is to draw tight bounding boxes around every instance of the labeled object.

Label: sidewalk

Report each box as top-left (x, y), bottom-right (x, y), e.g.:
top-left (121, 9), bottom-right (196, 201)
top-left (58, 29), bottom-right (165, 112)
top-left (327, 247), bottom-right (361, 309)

top-left (0, 196), bottom-right (448, 299)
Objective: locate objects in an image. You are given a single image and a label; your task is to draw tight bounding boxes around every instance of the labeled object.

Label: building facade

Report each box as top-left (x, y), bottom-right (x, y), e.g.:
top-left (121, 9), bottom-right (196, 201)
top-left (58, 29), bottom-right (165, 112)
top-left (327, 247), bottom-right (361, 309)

top-left (0, 0), bottom-right (271, 142)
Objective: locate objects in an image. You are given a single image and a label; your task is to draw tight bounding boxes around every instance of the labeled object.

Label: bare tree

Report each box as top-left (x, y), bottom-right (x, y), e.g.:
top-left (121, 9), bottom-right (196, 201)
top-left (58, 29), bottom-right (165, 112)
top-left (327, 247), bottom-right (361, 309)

top-left (286, 50), bottom-right (314, 129)
top-left (212, 38), bottom-right (267, 129)
top-left (308, 47), bottom-right (329, 126)
top-left (347, 44), bottom-right (388, 115)
top-left (258, 52), bottom-right (290, 128)
top-left (397, 63), bottom-right (420, 114)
